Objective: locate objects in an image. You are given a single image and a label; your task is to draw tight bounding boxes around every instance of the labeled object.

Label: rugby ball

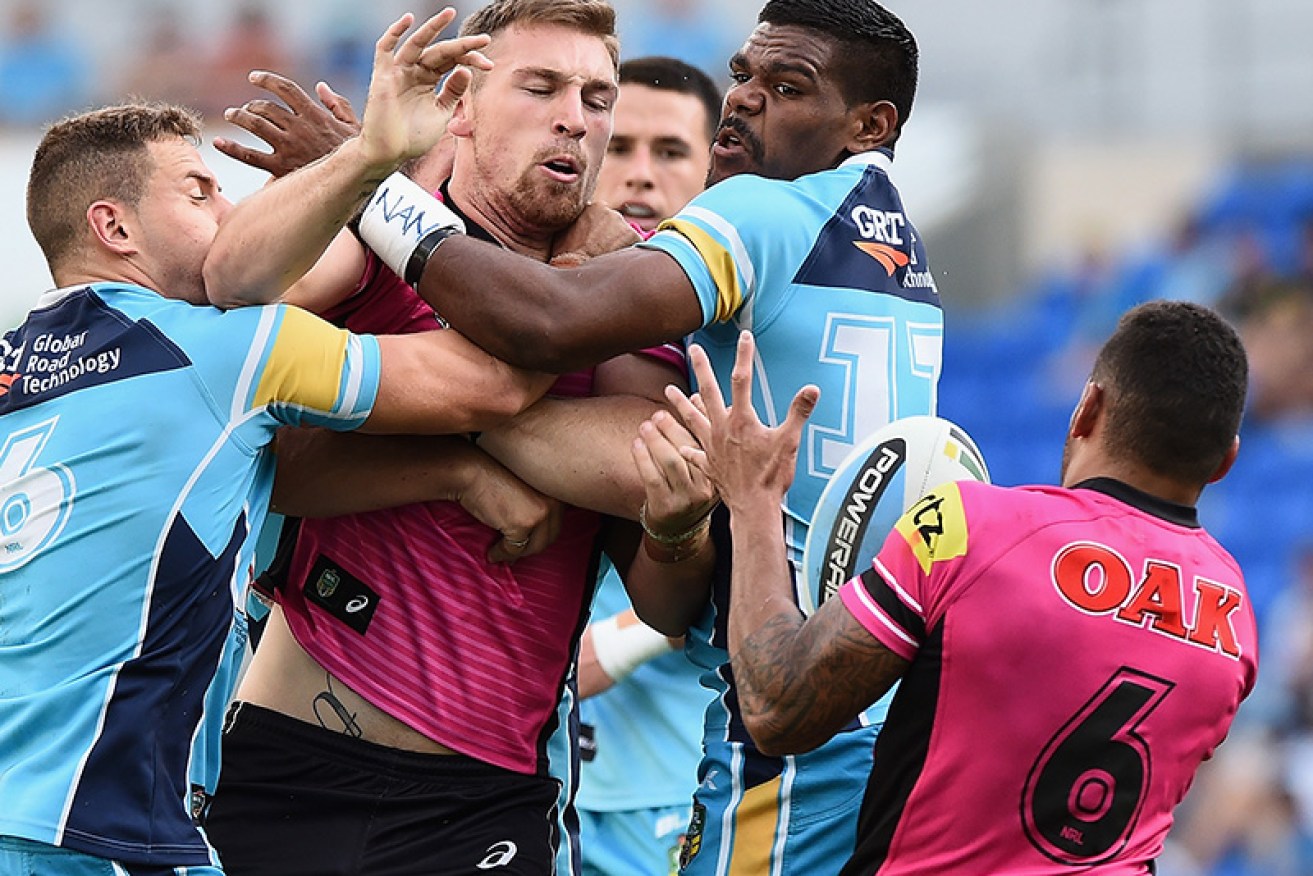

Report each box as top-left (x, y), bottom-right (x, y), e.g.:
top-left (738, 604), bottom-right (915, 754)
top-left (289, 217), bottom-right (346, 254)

top-left (799, 415), bottom-right (989, 615)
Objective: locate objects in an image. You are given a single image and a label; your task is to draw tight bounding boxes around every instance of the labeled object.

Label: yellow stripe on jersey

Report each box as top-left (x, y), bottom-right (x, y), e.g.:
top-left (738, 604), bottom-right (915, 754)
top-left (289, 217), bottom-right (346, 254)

top-left (252, 306), bottom-right (351, 413)
top-left (659, 217), bottom-right (744, 323)
top-left (895, 481), bottom-right (969, 575)
top-left (729, 776), bottom-right (782, 876)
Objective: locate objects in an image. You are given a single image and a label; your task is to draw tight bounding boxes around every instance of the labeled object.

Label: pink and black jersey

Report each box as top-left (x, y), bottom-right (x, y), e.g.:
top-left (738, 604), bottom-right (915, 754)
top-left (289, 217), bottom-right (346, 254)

top-left (276, 202), bottom-right (682, 774)
top-left (838, 477), bottom-right (1258, 875)
top-left (279, 245), bottom-right (603, 774)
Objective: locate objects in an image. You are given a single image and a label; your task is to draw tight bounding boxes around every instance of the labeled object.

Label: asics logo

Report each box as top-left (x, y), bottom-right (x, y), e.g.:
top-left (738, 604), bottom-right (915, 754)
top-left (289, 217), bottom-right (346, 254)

top-left (477, 841), bottom-right (518, 869)
top-left (344, 595), bottom-right (370, 614)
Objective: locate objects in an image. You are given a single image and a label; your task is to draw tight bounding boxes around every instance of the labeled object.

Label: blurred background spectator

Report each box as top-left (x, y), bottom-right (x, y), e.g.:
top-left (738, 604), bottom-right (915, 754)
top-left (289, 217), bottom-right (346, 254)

top-left (0, 1), bottom-right (87, 126)
top-left (0, 2), bottom-right (1309, 872)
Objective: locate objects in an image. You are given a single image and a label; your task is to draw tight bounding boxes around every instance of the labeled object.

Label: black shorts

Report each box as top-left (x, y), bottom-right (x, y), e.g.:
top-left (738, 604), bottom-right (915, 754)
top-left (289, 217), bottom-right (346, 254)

top-left (204, 702), bottom-right (563, 875)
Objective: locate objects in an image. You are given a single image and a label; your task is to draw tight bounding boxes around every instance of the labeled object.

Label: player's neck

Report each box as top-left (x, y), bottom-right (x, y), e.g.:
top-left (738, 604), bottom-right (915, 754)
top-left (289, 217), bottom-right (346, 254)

top-left (446, 178), bottom-right (555, 262)
top-left (1066, 455), bottom-right (1202, 509)
top-left (55, 258), bottom-right (160, 299)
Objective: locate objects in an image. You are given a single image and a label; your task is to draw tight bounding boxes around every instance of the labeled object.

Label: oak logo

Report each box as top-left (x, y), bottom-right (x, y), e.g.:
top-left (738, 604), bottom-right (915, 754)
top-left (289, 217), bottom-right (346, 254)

top-left (1051, 541), bottom-right (1245, 659)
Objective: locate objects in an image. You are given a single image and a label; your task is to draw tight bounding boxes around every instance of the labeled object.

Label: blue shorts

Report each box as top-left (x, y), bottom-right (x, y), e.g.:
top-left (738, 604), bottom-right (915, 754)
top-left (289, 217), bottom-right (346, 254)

top-left (679, 726), bottom-right (878, 876)
top-left (0, 837), bottom-right (223, 876)
top-left (580, 804), bottom-right (691, 876)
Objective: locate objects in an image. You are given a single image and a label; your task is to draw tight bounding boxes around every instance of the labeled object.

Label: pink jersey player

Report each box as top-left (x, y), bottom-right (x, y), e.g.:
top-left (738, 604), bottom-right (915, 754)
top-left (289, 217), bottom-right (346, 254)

top-left (277, 250), bottom-right (680, 773)
top-left (837, 478), bottom-right (1256, 874)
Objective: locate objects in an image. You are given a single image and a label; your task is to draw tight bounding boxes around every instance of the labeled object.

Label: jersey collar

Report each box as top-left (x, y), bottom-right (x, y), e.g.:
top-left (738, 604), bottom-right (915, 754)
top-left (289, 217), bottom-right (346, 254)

top-left (839, 148), bottom-right (894, 177)
top-left (1074, 477), bottom-right (1201, 529)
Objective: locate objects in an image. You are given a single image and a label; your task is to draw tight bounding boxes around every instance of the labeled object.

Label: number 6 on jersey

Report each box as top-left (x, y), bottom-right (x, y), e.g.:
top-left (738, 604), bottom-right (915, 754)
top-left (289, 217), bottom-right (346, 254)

top-left (0, 417), bottom-right (75, 572)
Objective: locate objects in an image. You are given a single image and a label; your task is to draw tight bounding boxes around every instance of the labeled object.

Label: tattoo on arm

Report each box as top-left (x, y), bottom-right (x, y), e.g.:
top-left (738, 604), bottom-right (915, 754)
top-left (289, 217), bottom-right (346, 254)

top-left (311, 673), bottom-right (363, 737)
top-left (734, 604), bottom-right (908, 753)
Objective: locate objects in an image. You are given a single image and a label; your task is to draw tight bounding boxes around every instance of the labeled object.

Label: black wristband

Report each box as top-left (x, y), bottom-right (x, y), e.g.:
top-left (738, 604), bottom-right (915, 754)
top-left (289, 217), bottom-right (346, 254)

top-left (404, 226), bottom-right (460, 287)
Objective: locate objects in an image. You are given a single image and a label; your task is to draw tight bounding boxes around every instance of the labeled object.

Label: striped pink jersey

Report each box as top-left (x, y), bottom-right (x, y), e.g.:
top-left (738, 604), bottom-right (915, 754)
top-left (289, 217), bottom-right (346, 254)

top-left (837, 478), bottom-right (1258, 875)
top-left (278, 249), bottom-right (681, 774)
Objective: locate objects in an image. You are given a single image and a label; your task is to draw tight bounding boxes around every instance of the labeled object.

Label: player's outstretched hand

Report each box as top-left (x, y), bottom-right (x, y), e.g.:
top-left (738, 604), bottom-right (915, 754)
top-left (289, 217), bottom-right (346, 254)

top-left (358, 8), bottom-right (494, 169)
top-left (215, 72), bottom-right (361, 178)
top-left (668, 331), bottom-right (819, 514)
top-left (549, 202), bottom-right (642, 268)
top-left (632, 409), bottom-right (718, 539)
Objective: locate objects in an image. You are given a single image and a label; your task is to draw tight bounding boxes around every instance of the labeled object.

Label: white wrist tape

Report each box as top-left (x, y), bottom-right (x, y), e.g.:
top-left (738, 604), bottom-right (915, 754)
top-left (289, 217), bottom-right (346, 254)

top-left (591, 612), bottom-right (673, 683)
top-left (358, 172), bottom-right (465, 285)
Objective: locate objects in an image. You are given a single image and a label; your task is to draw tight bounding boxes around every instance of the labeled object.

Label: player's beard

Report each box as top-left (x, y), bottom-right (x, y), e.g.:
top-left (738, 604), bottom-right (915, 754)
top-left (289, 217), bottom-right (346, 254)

top-left (507, 169), bottom-right (590, 230)
top-left (471, 139), bottom-right (595, 231)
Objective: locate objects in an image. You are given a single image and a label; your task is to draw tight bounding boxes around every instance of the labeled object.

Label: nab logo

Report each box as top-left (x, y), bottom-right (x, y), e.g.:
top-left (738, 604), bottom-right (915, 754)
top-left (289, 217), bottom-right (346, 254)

top-left (476, 841), bottom-right (518, 870)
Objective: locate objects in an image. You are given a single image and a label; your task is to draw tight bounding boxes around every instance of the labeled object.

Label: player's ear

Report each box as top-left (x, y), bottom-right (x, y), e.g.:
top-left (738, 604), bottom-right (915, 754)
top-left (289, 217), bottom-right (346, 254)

top-left (1068, 381), bottom-right (1103, 440)
top-left (848, 100), bottom-right (898, 154)
top-left (87, 201), bottom-right (138, 256)
top-left (448, 93), bottom-right (474, 139)
top-left (1207, 435), bottom-right (1241, 484)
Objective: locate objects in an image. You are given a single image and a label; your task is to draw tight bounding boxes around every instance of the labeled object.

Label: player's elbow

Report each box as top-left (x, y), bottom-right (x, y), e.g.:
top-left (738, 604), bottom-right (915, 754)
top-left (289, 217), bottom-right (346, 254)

top-left (743, 709), bottom-right (824, 758)
top-left (460, 372), bottom-right (551, 432)
top-left (202, 251), bottom-right (271, 309)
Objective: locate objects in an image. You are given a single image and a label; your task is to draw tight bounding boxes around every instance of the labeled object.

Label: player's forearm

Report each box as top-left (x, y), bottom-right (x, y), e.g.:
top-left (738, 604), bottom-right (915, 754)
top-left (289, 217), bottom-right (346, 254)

top-left (205, 138), bottom-right (397, 308)
top-left (576, 629), bottom-right (618, 699)
top-left (271, 428), bottom-right (482, 518)
top-left (365, 333), bottom-right (556, 435)
top-left (622, 529), bottom-right (714, 637)
top-left (478, 395), bottom-right (660, 518)
top-left (416, 243), bottom-right (700, 372)
top-left (729, 500), bottom-right (906, 755)
top-left (725, 499), bottom-right (830, 753)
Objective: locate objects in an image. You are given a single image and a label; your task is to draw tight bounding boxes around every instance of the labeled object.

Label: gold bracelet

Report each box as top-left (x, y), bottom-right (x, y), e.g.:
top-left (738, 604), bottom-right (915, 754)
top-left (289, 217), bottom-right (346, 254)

top-left (643, 522), bottom-right (711, 564)
top-left (639, 502), bottom-right (715, 546)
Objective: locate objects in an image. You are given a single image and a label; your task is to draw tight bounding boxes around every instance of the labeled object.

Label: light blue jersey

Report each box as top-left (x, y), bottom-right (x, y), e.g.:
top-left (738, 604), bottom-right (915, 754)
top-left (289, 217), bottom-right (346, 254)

top-left (0, 284), bottom-right (379, 870)
top-left (640, 151), bottom-right (943, 876)
top-left (577, 567), bottom-right (712, 876)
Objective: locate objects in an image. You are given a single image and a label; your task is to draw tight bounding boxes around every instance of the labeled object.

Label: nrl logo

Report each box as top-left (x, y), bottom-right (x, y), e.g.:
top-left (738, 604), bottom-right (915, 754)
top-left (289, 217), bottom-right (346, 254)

top-left (316, 568), bottom-right (341, 599)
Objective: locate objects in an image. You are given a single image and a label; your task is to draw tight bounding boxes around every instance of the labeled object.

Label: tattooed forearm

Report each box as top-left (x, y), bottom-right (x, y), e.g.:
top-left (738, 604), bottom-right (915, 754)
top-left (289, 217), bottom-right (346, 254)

top-left (733, 601), bottom-right (908, 756)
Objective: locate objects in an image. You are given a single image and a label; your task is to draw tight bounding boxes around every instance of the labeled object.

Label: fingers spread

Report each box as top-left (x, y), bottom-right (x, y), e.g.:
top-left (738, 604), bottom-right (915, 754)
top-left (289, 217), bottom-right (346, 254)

top-left (249, 71), bottom-right (310, 109)
top-left (212, 137), bottom-right (275, 174)
top-left (729, 330), bottom-right (756, 419)
top-left (375, 13), bottom-right (416, 59)
top-left (317, 81), bottom-right (358, 125)
top-left (665, 384), bottom-right (711, 448)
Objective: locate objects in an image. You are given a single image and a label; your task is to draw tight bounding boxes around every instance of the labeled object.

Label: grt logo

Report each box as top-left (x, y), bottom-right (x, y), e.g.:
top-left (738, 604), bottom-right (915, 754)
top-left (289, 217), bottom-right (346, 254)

top-left (1051, 541), bottom-right (1245, 659)
top-left (850, 205), bottom-right (906, 244)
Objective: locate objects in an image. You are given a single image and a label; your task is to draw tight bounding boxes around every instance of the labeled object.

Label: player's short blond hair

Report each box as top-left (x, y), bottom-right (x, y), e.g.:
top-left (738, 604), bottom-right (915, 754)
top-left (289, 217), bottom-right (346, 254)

top-left (460, 0), bottom-right (620, 70)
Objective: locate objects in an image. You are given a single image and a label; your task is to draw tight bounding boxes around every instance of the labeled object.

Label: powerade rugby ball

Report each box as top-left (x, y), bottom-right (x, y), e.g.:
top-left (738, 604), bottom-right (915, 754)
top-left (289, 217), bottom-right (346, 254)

top-left (799, 415), bottom-right (989, 615)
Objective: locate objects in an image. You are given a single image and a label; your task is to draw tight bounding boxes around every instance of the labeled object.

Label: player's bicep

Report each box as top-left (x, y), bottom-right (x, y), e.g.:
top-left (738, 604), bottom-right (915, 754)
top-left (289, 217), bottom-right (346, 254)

top-left (281, 230), bottom-right (370, 315)
top-left (250, 306), bottom-right (379, 430)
